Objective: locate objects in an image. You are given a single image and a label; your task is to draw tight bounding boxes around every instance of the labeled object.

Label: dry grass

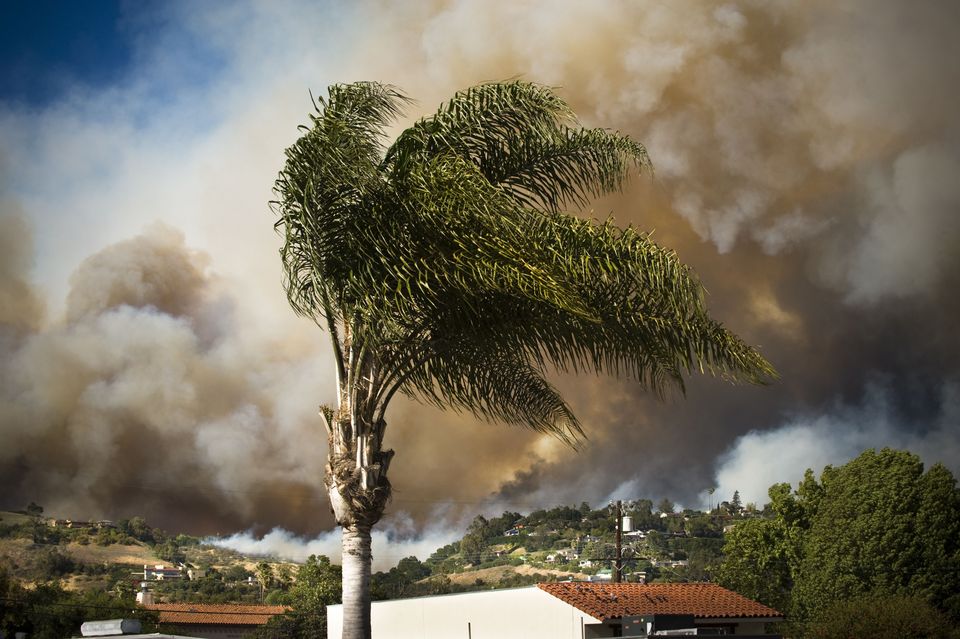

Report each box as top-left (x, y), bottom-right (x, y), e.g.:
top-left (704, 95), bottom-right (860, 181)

top-left (0, 538), bottom-right (35, 573)
top-left (0, 511), bottom-right (32, 526)
top-left (66, 542), bottom-right (158, 566)
top-left (443, 563), bottom-right (587, 585)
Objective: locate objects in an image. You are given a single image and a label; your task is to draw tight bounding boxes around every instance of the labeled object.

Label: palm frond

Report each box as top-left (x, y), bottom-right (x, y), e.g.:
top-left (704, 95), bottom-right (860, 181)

top-left (387, 80), bottom-right (649, 212)
top-left (401, 344), bottom-right (584, 447)
top-left (397, 209), bottom-right (775, 399)
top-left (273, 80), bottom-right (776, 447)
top-left (272, 82), bottom-right (410, 321)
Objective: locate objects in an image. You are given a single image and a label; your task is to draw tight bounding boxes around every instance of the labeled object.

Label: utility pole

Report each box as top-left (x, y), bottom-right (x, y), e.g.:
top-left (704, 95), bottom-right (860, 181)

top-left (614, 500), bottom-right (623, 583)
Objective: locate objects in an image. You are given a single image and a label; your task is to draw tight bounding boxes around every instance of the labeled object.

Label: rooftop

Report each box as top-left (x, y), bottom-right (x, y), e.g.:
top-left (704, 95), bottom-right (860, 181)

top-left (538, 582), bottom-right (782, 621)
top-left (142, 603), bottom-right (288, 626)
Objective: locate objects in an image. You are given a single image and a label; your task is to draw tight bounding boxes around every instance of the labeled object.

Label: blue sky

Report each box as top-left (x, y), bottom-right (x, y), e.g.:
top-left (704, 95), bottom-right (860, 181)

top-left (1, 1), bottom-right (958, 550)
top-left (1, 1), bottom-right (133, 105)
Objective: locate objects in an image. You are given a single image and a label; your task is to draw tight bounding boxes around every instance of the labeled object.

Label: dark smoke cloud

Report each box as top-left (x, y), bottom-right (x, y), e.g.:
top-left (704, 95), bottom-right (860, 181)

top-left (338, 0), bottom-right (960, 511)
top-left (0, 212), bottom-right (45, 344)
top-left (0, 224), bottom-right (334, 535)
top-left (2, 0), bottom-right (959, 554)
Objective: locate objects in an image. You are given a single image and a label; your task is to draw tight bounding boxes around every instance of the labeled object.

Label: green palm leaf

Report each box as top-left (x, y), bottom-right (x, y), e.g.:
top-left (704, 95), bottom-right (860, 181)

top-left (273, 79), bottom-right (775, 444)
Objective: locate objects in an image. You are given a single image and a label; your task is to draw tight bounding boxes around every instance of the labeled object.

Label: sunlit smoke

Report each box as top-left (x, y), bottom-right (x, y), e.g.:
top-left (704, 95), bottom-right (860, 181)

top-left (707, 381), bottom-right (960, 507)
top-left (0, 224), bottom-right (334, 534)
top-left (1, 0), bottom-right (959, 544)
top-left (209, 513), bottom-right (461, 571)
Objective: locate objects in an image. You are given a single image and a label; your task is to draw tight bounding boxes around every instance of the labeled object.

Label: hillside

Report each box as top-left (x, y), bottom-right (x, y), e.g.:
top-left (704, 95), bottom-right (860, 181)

top-left (0, 510), bottom-right (299, 605)
top-left (0, 497), bottom-right (739, 605)
top-left (4, 448), bottom-right (957, 639)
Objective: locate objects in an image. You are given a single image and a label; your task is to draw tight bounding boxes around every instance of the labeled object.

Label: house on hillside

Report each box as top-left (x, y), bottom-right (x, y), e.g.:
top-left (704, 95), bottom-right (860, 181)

top-left (143, 564), bottom-right (183, 580)
top-left (142, 603), bottom-right (288, 639)
top-left (326, 582), bottom-right (783, 638)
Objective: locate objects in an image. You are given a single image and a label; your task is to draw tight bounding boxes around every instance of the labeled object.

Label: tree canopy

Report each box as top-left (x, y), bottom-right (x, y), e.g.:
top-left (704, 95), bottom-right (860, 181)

top-left (717, 448), bottom-right (960, 631)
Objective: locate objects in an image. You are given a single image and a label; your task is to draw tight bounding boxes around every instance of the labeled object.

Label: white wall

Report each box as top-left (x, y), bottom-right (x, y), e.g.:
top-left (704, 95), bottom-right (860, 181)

top-left (327, 586), bottom-right (603, 639)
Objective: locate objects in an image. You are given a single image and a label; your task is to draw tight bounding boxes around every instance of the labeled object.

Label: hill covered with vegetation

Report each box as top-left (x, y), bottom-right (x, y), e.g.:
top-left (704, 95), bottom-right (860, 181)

top-left (2, 447), bottom-right (958, 638)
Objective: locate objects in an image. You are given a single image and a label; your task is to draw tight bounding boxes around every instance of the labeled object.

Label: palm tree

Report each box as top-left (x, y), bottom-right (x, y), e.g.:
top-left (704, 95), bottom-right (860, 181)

top-left (272, 80), bottom-right (775, 639)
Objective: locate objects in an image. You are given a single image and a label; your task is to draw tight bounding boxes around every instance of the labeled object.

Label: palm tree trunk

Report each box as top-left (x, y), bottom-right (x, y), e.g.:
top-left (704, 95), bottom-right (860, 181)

top-left (340, 524), bottom-right (373, 639)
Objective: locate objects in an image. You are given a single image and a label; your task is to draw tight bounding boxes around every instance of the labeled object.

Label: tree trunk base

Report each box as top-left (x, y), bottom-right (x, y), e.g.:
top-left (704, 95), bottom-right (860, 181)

top-left (340, 525), bottom-right (373, 639)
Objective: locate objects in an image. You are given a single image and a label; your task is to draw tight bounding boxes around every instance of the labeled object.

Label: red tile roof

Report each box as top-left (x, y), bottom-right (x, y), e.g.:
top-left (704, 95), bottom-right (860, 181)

top-left (538, 582), bottom-right (782, 620)
top-left (143, 603), bottom-right (289, 625)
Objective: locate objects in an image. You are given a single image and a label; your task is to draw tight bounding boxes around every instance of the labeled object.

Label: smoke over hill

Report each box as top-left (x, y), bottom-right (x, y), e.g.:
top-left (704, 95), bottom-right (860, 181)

top-left (1, 1), bottom-right (958, 546)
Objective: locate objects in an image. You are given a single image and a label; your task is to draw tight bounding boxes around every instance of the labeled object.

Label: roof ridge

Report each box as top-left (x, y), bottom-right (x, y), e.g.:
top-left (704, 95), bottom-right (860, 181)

top-left (537, 582), bottom-right (782, 619)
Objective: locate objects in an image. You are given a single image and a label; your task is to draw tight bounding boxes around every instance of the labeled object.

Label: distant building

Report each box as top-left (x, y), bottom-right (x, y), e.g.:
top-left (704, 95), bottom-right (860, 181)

top-left (144, 564), bottom-right (183, 580)
top-left (142, 603), bottom-right (288, 639)
top-left (47, 518), bottom-right (115, 530)
top-left (327, 582), bottom-right (783, 638)
top-left (186, 567), bottom-right (207, 580)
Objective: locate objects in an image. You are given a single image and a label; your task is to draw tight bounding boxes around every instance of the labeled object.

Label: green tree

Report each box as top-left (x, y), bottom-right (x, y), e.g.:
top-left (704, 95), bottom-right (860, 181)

top-left (731, 490), bottom-right (742, 513)
top-left (792, 449), bottom-right (960, 622)
top-left (0, 574), bottom-right (157, 639)
top-left (272, 80), bottom-right (775, 639)
top-left (256, 561), bottom-right (273, 603)
top-left (119, 516), bottom-right (153, 543)
top-left (276, 563), bottom-right (294, 591)
top-left (371, 556), bottom-right (431, 600)
top-left (805, 594), bottom-right (955, 639)
top-left (31, 547), bottom-right (76, 579)
top-left (460, 516), bottom-right (492, 565)
top-left (222, 564), bottom-right (253, 583)
top-left (715, 516), bottom-right (800, 614)
top-left (254, 555), bottom-right (341, 639)
top-left (627, 499), bottom-right (657, 531)
top-left (717, 448), bottom-right (960, 625)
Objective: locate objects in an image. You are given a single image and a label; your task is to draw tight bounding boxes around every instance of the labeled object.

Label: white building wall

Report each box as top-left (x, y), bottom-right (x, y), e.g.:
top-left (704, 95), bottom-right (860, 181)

top-left (327, 586), bottom-right (602, 639)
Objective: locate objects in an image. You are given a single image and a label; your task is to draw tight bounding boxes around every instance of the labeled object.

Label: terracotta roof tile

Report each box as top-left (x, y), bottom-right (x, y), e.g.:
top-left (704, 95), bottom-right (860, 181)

top-left (143, 603), bottom-right (289, 625)
top-left (538, 582), bottom-right (782, 620)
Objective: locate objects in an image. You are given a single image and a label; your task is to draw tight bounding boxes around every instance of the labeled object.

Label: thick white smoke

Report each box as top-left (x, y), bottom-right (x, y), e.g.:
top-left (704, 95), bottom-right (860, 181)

top-left (0, 223), bottom-right (335, 532)
top-left (209, 513), bottom-right (461, 571)
top-left (708, 381), bottom-right (960, 507)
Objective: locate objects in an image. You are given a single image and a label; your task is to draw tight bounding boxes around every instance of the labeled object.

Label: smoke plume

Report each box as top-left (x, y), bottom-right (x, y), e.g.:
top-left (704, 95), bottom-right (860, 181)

top-left (0, 223), bottom-right (335, 534)
top-left (2, 0), bottom-right (959, 555)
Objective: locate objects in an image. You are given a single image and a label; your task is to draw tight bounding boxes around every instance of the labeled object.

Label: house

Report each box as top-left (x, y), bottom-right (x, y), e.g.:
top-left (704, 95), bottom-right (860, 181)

top-left (143, 564), bottom-right (183, 580)
top-left (142, 603), bottom-right (288, 639)
top-left (588, 569), bottom-right (613, 582)
top-left (186, 567), bottom-right (206, 580)
top-left (326, 582), bottom-right (783, 638)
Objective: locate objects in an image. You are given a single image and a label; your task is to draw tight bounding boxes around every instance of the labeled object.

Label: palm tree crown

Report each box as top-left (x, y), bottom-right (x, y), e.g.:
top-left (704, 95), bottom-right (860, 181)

top-left (272, 80), bottom-right (775, 639)
top-left (275, 80), bottom-right (773, 444)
